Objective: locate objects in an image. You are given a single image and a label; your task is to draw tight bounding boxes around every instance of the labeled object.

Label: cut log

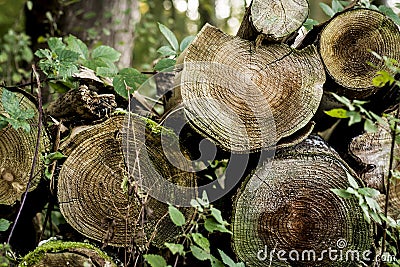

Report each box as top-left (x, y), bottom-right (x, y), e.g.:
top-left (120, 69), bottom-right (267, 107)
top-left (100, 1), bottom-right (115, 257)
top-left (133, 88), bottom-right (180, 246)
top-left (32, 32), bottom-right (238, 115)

top-left (319, 9), bottom-right (400, 99)
top-left (57, 115), bottom-right (196, 249)
top-left (237, 0), bottom-right (309, 42)
top-left (178, 24), bottom-right (325, 153)
top-left (20, 241), bottom-right (117, 266)
top-left (349, 116), bottom-right (400, 218)
top-left (232, 135), bottom-right (372, 266)
top-left (46, 85), bottom-right (117, 123)
top-left (0, 88), bottom-right (48, 205)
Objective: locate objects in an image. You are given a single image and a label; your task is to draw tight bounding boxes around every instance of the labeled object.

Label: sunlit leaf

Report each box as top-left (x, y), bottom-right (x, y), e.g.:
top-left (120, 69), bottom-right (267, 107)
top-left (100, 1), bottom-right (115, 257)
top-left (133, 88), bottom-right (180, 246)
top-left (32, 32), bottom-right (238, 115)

top-left (143, 254), bottom-right (167, 267)
top-left (158, 23), bottom-right (179, 51)
top-left (324, 108), bottom-right (349, 118)
top-left (168, 204), bottom-right (186, 227)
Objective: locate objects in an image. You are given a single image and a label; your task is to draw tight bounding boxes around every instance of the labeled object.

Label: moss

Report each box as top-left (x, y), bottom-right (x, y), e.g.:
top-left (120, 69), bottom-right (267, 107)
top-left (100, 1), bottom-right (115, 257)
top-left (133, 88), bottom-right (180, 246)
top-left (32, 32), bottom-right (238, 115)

top-left (19, 241), bottom-right (115, 267)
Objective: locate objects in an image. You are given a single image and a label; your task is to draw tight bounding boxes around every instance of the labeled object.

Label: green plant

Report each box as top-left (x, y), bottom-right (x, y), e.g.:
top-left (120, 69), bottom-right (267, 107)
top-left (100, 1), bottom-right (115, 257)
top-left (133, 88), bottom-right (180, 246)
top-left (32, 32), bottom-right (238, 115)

top-left (154, 23), bottom-right (195, 71)
top-left (0, 89), bottom-right (35, 132)
top-left (144, 192), bottom-right (244, 267)
top-left (0, 30), bottom-right (33, 85)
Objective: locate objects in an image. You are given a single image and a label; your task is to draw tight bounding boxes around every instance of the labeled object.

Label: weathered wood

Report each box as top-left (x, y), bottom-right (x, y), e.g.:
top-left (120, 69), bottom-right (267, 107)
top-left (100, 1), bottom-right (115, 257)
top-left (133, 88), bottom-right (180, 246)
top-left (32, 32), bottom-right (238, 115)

top-left (46, 85), bottom-right (117, 123)
top-left (237, 0), bottom-right (309, 42)
top-left (232, 135), bottom-right (372, 266)
top-left (178, 24), bottom-right (325, 153)
top-left (20, 241), bottom-right (117, 267)
top-left (350, 116), bottom-right (400, 218)
top-left (319, 9), bottom-right (400, 99)
top-left (57, 115), bottom-right (196, 249)
top-left (0, 88), bottom-right (48, 205)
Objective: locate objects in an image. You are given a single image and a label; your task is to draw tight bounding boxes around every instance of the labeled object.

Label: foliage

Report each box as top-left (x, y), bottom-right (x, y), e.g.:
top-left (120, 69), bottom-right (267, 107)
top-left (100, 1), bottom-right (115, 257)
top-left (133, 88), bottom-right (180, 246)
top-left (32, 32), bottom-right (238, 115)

top-left (0, 89), bottom-right (35, 132)
top-left (154, 23), bottom-right (195, 71)
top-left (0, 243), bottom-right (14, 267)
top-left (0, 219), bottom-right (11, 232)
top-left (0, 30), bottom-right (33, 85)
top-left (144, 192), bottom-right (243, 267)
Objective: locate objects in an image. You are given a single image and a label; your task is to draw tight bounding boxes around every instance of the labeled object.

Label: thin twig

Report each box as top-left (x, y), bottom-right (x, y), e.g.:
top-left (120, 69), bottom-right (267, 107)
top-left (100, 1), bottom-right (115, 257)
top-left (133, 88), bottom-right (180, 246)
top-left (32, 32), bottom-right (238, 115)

top-left (7, 65), bottom-right (43, 244)
top-left (380, 104), bottom-right (400, 265)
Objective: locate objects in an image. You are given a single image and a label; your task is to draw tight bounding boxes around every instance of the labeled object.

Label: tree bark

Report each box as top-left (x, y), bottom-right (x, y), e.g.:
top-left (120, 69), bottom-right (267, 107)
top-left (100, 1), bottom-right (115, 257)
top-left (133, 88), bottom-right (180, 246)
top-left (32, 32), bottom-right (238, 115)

top-left (58, 0), bottom-right (140, 68)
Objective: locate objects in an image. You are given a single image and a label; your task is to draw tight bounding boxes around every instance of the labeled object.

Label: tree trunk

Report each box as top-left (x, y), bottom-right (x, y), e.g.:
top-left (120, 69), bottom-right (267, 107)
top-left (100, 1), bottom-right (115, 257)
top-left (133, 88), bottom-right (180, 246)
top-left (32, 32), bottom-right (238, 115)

top-left (58, 0), bottom-right (140, 68)
top-left (232, 135), bottom-right (373, 266)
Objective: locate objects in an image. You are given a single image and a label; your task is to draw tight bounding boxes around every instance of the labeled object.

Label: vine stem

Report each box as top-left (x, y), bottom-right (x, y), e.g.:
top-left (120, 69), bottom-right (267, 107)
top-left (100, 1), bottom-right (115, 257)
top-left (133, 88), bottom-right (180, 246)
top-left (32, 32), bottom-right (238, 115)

top-left (380, 104), bottom-right (400, 265)
top-left (7, 65), bottom-right (43, 245)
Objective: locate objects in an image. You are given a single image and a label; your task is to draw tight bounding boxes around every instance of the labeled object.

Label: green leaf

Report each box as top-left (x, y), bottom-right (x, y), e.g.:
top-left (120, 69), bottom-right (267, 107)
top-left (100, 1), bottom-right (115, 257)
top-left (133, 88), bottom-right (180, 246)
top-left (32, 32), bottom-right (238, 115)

top-left (365, 196), bottom-right (381, 212)
top-left (91, 45), bottom-right (121, 62)
top-left (331, 93), bottom-right (353, 109)
top-left (303, 18), bottom-right (319, 31)
top-left (210, 255), bottom-right (225, 267)
top-left (210, 207), bottom-right (227, 225)
top-left (180, 36), bottom-right (195, 52)
top-left (165, 242), bottom-right (185, 255)
top-left (324, 108), bottom-right (349, 118)
top-left (190, 245), bottom-right (211, 261)
top-left (26, 1), bottom-right (33, 10)
top-left (113, 68), bottom-right (147, 99)
top-left (154, 58), bottom-right (176, 71)
top-left (370, 112), bottom-right (385, 125)
top-left (346, 172), bottom-right (359, 189)
top-left (143, 254), bottom-right (167, 267)
top-left (190, 199), bottom-right (203, 212)
top-left (1, 89), bottom-right (35, 132)
top-left (347, 111), bottom-right (362, 126)
top-left (358, 187), bottom-right (380, 198)
top-left (158, 23), bottom-right (179, 51)
top-left (191, 233), bottom-right (210, 252)
top-left (332, 0), bottom-right (344, 13)
top-left (45, 151), bottom-right (67, 164)
top-left (370, 210), bottom-right (382, 224)
top-left (157, 46), bottom-right (177, 57)
top-left (168, 205), bottom-right (186, 227)
top-left (204, 218), bottom-right (232, 234)
top-left (379, 5), bottom-right (400, 26)
top-left (331, 188), bottom-right (353, 199)
top-left (218, 249), bottom-right (245, 267)
top-left (360, 203), bottom-right (371, 224)
top-left (48, 37), bottom-right (65, 52)
top-left (319, 3), bottom-right (335, 17)
top-left (0, 218), bottom-right (11, 231)
top-left (372, 70), bottom-right (396, 87)
top-left (364, 119), bottom-right (377, 133)
top-left (66, 35), bottom-right (89, 60)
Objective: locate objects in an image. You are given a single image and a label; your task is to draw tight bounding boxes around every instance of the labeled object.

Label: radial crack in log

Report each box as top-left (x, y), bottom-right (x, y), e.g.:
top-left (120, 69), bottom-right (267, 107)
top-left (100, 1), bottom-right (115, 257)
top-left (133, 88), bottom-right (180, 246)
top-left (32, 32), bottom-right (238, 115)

top-left (20, 241), bottom-right (117, 266)
top-left (0, 88), bottom-right (48, 205)
top-left (232, 135), bottom-right (372, 266)
top-left (58, 115), bottom-right (196, 248)
top-left (350, 117), bottom-right (400, 219)
top-left (238, 0), bottom-right (309, 41)
top-left (319, 9), bottom-right (400, 98)
top-left (179, 24), bottom-right (325, 153)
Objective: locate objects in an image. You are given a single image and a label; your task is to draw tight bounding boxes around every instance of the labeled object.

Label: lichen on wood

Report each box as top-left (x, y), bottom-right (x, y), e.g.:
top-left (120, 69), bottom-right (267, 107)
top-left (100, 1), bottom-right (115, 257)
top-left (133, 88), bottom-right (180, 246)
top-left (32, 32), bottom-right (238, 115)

top-left (179, 24), bottom-right (325, 153)
top-left (57, 115), bottom-right (196, 249)
top-left (19, 241), bottom-right (117, 267)
top-left (232, 135), bottom-right (373, 266)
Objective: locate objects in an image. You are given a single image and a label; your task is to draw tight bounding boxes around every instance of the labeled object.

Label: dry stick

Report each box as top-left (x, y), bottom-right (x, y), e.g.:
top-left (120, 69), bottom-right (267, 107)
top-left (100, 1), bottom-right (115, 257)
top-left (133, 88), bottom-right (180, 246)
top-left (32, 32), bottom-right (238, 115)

top-left (380, 105), bottom-right (400, 265)
top-left (7, 65), bottom-right (43, 244)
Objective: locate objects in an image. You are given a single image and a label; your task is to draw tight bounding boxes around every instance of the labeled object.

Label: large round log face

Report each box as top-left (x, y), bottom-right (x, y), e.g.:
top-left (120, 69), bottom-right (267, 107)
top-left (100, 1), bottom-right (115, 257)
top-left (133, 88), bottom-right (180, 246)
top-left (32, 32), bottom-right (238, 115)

top-left (233, 137), bottom-right (372, 266)
top-left (320, 9), bottom-right (400, 96)
top-left (58, 115), bottom-right (196, 248)
top-left (181, 24), bottom-right (325, 153)
top-left (0, 88), bottom-right (47, 205)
